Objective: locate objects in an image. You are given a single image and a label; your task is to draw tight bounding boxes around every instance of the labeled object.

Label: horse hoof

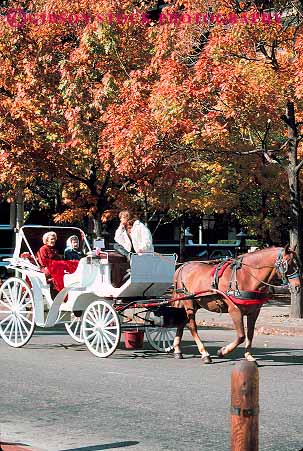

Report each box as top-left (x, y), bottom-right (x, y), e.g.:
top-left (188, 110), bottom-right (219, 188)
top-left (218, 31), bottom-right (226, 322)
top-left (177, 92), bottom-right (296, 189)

top-left (201, 355), bottom-right (212, 364)
top-left (173, 352), bottom-right (183, 360)
top-left (217, 347), bottom-right (226, 358)
top-left (244, 352), bottom-right (257, 363)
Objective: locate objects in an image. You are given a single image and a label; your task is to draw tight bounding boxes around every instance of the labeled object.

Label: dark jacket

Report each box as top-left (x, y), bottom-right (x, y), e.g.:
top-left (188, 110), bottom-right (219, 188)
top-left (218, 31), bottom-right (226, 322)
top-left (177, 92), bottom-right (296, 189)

top-left (64, 247), bottom-right (82, 261)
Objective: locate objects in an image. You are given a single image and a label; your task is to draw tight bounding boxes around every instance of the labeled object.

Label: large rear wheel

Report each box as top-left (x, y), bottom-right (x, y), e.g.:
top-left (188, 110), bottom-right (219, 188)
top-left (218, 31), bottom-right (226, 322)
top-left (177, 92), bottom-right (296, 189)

top-left (0, 277), bottom-right (35, 347)
top-left (82, 300), bottom-right (121, 357)
top-left (144, 310), bottom-right (176, 353)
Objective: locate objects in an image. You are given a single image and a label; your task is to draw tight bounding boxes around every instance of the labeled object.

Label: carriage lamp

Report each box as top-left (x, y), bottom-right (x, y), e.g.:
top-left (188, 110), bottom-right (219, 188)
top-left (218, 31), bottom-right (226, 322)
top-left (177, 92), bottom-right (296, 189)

top-left (184, 227), bottom-right (194, 245)
top-left (236, 229), bottom-right (248, 253)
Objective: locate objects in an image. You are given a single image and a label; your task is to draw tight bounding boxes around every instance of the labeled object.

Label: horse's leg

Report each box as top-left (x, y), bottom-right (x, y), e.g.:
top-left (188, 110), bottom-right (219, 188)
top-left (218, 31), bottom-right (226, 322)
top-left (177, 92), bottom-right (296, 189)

top-left (173, 325), bottom-right (185, 359)
top-left (244, 307), bottom-right (261, 362)
top-left (184, 304), bottom-right (212, 364)
top-left (217, 304), bottom-right (245, 358)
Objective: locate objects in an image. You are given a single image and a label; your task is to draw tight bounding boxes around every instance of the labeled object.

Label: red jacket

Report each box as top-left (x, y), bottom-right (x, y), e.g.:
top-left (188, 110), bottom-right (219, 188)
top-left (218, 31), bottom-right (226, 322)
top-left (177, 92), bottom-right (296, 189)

top-left (37, 245), bottom-right (60, 268)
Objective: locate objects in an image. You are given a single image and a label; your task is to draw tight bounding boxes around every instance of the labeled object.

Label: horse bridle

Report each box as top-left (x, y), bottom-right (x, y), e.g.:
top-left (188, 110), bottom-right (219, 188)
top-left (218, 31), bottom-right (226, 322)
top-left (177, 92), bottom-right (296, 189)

top-left (274, 249), bottom-right (301, 285)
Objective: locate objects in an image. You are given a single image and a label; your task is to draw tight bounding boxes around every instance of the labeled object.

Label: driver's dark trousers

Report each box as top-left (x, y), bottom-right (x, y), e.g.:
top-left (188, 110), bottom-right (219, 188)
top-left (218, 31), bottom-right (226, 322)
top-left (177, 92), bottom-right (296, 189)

top-left (113, 243), bottom-right (131, 261)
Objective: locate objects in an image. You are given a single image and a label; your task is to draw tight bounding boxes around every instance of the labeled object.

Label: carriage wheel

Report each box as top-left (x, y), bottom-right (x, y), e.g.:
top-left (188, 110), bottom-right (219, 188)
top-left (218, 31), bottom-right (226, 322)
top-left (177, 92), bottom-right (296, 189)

top-left (82, 300), bottom-right (121, 358)
top-left (144, 311), bottom-right (176, 353)
top-left (65, 312), bottom-right (84, 343)
top-left (0, 277), bottom-right (35, 347)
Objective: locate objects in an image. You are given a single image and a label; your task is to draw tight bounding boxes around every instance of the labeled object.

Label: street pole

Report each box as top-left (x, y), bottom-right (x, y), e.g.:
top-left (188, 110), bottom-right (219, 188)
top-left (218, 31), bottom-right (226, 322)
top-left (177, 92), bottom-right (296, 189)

top-left (231, 360), bottom-right (259, 451)
top-left (198, 224), bottom-right (203, 245)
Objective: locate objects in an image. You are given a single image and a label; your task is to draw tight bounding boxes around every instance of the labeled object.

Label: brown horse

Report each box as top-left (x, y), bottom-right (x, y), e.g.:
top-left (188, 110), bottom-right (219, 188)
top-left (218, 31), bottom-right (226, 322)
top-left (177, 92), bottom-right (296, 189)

top-left (172, 245), bottom-right (301, 363)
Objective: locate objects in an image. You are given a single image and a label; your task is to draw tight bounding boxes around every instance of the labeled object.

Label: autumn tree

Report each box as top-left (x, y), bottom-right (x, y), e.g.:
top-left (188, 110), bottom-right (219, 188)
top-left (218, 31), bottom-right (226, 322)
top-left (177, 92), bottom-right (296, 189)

top-left (103, 0), bottom-right (303, 314)
top-left (0, 0), bottom-right (163, 234)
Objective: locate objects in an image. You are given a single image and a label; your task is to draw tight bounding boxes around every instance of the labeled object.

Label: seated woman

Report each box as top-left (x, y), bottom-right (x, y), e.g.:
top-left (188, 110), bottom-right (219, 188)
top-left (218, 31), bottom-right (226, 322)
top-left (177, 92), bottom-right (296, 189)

top-left (64, 235), bottom-right (83, 261)
top-left (114, 210), bottom-right (154, 260)
top-left (36, 231), bottom-right (61, 292)
top-left (37, 231), bottom-right (60, 268)
top-left (113, 210), bottom-right (154, 285)
top-left (37, 231), bottom-right (78, 293)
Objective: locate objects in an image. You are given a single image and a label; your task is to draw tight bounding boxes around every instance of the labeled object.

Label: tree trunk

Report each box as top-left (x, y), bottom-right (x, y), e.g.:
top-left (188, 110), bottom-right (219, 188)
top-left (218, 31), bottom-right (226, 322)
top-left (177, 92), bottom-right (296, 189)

top-left (179, 218), bottom-right (185, 263)
top-left (285, 101), bottom-right (303, 318)
top-left (92, 216), bottom-right (102, 238)
top-left (9, 201), bottom-right (16, 229)
top-left (143, 192), bottom-right (149, 225)
top-left (15, 182), bottom-right (24, 231)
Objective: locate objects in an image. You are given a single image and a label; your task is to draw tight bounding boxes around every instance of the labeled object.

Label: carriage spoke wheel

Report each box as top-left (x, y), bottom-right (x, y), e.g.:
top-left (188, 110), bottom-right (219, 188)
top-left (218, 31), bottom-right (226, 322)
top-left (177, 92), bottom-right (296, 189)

top-left (0, 277), bottom-right (35, 347)
top-left (83, 300), bottom-right (121, 358)
top-left (65, 312), bottom-right (84, 343)
top-left (144, 311), bottom-right (176, 353)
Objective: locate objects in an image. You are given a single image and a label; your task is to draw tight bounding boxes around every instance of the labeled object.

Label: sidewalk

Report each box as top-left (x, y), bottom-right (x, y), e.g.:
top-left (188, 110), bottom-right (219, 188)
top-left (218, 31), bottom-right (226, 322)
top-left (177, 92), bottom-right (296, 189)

top-left (195, 295), bottom-right (303, 336)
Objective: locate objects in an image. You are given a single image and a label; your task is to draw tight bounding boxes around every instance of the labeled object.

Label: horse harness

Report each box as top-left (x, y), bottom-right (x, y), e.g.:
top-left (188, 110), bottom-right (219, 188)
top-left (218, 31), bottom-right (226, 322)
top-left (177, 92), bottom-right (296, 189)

top-left (211, 258), bottom-right (269, 303)
top-left (175, 256), bottom-right (275, 306)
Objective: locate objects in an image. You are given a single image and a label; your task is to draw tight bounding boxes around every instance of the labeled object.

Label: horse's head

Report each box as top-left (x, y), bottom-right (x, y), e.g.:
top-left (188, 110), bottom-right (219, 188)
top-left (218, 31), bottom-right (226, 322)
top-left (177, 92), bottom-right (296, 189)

top-left (274, 245), bottom-right (302, 291)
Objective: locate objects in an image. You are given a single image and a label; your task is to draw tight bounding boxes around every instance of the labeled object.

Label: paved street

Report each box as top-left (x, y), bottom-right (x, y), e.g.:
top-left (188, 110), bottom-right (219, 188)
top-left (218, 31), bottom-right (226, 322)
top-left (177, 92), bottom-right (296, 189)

top-left (1, 327), bottom-right (303, 451)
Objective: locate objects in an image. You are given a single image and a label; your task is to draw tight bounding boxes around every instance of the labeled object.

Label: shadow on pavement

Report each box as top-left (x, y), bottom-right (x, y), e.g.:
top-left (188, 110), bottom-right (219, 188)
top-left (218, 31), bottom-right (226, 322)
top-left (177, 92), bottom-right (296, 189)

top-left (14, 337), bottom-right (303, 366)
top-left (57, 442), bottom-right (139, 451)
top-left (0, 442), bottom-right (139, 451)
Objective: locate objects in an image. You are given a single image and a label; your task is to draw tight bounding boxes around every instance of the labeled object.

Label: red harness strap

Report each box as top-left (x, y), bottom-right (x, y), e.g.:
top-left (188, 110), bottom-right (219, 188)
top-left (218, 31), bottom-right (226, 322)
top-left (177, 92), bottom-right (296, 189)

top-left (210, 261), bottom-right (269, 306)
top-left (210, 261), bottom-right (231, 278)
top-left (227, 294), bottom-right (269, 306)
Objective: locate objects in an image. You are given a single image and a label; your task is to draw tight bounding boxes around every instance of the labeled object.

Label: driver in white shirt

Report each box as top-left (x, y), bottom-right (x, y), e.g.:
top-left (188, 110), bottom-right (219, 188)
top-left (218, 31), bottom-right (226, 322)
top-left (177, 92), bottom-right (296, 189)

top-left (114, 210), bottom-right (154, 260)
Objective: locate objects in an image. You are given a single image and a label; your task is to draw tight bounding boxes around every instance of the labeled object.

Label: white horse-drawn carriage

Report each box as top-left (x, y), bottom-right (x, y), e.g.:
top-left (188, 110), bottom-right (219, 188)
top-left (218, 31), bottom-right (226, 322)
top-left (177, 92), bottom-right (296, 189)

top-left (0, 226), bottom-right (178, 357)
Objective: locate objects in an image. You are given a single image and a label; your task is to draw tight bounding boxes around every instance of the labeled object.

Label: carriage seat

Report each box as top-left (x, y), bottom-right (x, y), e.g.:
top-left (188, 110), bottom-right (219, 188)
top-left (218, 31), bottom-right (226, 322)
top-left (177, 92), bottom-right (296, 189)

top-left (31, 257), bottom-right (79, 292)
top-left (63, 257), bottom-right (89, 288)
top-left (107, 251), bottom-right (130, 288)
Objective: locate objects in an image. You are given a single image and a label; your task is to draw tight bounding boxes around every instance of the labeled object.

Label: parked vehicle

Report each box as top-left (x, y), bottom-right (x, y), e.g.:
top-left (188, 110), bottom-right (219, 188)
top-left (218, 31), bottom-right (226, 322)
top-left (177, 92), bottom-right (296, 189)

top-left (0, 261), bottom-right (11, 279)
top-left (197, 249), bottom-right (234, 260)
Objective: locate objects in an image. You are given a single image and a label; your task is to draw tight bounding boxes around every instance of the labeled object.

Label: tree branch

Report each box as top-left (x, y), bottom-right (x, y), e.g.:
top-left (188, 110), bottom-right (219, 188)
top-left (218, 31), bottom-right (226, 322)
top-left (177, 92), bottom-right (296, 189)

top-left (281, 114), bottom-right (292, 127)
top-left (65, 169), bottom-right (89, 185)
top-left (295, 159), bottom-right (303, 174)
top-left (0, 86), bottom-right (14, 98)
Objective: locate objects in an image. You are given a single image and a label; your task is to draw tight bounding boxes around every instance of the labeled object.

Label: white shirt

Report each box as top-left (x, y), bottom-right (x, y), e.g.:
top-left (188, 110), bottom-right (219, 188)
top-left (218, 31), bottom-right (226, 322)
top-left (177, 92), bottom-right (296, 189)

top-left (114, 220), bottom-right (154, 253)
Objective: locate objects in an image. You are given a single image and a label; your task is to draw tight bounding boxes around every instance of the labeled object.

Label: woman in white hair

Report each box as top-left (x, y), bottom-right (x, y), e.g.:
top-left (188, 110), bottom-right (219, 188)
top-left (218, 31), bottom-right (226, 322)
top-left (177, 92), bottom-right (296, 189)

top-left (64, 235), bottom-right (82, 260)
top-left (37, 231), bottom-right (60, 268)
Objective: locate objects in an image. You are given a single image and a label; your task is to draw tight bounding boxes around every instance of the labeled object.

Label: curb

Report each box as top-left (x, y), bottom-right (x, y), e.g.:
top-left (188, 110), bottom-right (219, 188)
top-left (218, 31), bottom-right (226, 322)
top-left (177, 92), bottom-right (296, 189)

top-left (197, 320), bottom-right (303, 336)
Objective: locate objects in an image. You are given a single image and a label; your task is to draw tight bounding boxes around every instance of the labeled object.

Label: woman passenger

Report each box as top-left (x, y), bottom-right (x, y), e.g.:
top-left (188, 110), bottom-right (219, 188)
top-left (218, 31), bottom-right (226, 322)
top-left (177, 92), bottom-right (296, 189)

top-left (37, 231), bottom-right (60, 268)
top-left (64, 235), bottom-right (83, 260)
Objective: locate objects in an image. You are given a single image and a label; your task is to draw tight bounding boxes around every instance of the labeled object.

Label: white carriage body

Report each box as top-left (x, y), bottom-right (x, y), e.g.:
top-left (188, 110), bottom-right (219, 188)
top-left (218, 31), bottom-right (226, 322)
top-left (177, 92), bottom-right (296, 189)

top-left (63, 253), bottom-right (176, 311)
top-left (4, 226), bottom-right (176, 328)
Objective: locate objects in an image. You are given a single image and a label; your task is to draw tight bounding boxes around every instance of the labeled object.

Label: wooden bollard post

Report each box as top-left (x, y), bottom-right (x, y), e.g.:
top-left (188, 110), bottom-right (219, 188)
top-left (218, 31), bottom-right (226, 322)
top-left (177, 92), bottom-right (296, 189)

top-left (231, 360), bottom-right (259, 451)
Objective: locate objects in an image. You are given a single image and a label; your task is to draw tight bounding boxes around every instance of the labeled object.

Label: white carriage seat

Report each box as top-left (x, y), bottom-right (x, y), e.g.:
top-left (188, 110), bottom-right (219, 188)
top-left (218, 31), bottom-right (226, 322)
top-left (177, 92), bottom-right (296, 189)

top-left (63, 257), bottom-right (87, 288)
top-left (63, 254), bottom-right (110, 289)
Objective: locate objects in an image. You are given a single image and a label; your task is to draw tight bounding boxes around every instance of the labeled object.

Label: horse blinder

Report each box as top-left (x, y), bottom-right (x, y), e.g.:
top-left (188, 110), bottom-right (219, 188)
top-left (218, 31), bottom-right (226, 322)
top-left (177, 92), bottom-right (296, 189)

top-left (275, 249), bottom-right (302, 286)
